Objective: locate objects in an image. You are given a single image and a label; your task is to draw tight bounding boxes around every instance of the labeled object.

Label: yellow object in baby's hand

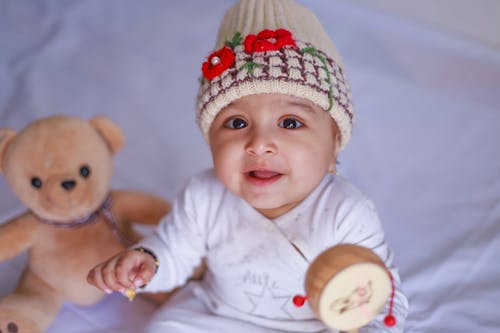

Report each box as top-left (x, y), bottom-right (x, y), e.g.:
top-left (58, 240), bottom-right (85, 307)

top-left (124, 288), bottom-right (136, 301)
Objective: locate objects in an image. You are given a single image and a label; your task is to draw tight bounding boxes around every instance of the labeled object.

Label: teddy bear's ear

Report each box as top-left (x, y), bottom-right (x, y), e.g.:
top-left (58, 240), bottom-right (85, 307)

top-left (89, 116), bottom-right (125, 154)
top-left (0, 128), bottom-right (17, 174)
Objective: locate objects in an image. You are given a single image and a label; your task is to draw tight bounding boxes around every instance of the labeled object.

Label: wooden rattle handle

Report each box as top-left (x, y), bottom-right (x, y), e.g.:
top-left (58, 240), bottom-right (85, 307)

top-left (304, 244), bottom-right (394, 332)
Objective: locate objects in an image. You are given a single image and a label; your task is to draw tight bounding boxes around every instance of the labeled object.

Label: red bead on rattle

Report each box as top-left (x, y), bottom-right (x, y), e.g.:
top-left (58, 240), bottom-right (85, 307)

top-left (384, 314), bottom-right (396, 327)
top-left (292, 295), bottom-right (308, 307)
top-left (382, 270), bottom-right (397, 327)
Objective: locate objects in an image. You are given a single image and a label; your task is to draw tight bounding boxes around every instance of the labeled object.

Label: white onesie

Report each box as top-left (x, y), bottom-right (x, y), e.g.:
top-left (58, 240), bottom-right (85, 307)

top-left (137, 169), bottom-right (408, 332)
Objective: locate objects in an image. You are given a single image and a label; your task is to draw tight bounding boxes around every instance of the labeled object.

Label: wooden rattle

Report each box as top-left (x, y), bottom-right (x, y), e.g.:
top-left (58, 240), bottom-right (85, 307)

top-left (293, 244), bottom-right (396, 332)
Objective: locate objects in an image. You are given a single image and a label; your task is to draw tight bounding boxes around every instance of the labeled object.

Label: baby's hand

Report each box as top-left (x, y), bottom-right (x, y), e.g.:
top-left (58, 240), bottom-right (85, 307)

top-left (87, 248), bottom-right (158, 295)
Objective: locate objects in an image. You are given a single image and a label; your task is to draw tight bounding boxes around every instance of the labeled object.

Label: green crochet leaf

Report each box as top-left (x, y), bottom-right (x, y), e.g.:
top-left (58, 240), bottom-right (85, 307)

top-left (302, 47), bottom-right (334, 111)
top-left (225, 32), bottom-right (243, 49)
top-left (240, 61), bottom-right (261, 74)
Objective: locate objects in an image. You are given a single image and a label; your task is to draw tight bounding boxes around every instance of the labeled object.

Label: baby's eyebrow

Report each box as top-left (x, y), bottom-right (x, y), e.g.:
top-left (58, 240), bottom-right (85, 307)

top-left (222, 101), bottom-right (241, 111)
top-left (286, 100), bottom-right (317, 113)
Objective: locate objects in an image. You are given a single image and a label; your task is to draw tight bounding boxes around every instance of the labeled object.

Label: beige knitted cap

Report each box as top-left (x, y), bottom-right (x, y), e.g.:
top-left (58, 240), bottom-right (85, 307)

top-left (196, 0), bottom-right (354, 149)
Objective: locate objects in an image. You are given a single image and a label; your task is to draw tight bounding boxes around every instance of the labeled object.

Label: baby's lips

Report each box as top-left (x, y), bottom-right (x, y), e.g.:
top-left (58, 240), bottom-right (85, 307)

top-left (247, 169), bottom-right (281, 179)
top-left (253, 170), bottom-right (279, 178)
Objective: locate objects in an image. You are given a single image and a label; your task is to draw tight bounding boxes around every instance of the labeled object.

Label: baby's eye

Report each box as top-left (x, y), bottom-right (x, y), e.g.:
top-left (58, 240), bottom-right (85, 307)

top-left (279, 117), bottom-right (303, 129)
top-left (224, 118), bottom-right (247, 129)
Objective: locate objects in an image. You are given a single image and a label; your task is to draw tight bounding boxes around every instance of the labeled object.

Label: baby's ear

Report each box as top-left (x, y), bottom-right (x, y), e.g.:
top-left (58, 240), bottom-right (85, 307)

top-left (332, 122), bottom-right (341, 156)
top-left (0, 129), bottom-right (16, 174)
top-left (334, 131), bottom-right (341, 156)
top-left (328, 125), bottom-right (341, 174)
top-left (89, 116), bottom-right (125, 154)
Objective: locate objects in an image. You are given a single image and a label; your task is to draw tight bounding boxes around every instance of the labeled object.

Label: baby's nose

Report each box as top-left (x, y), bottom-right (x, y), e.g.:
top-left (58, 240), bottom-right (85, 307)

top-left (245, 127), bottom-right (278, 156)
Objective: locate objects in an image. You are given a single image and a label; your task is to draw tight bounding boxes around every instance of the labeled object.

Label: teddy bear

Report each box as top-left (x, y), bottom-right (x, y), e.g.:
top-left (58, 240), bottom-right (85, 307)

top-left (0, 115), bottom-right (171, 333)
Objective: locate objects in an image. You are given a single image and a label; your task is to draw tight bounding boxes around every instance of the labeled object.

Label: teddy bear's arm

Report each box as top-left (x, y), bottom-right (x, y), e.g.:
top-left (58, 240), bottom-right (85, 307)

top-left (111, 190), bottom-right (171, 225)
top-left (0, 212), bottom-right (37, 261)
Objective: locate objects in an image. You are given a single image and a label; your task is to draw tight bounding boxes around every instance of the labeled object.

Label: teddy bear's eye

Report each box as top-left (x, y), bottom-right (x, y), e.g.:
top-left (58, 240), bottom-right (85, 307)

top-left (80, 165), bottom-right (91, 178)
top-left (7, 322), bottom-right (19, 333)
top-left (31, 177), bottom-right (42, 189)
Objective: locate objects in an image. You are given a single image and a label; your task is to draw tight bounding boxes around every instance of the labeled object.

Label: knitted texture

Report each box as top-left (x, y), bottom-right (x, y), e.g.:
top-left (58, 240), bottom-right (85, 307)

top-left (196, 0), bottom-right (354, 149)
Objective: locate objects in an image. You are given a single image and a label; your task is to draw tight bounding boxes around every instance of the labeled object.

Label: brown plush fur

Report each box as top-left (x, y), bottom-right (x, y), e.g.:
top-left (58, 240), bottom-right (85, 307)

top-left (0, 115), bottom-right (171, 333)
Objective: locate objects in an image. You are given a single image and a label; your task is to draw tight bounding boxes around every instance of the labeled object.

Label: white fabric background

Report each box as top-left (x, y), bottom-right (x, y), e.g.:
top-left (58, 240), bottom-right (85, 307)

top-left (0, 1), bottom-right (499, 332)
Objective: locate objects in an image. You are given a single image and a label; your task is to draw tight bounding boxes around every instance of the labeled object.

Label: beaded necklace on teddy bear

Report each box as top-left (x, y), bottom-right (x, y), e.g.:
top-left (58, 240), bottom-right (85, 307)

top-left (35, 193), bottom-right (133, 246)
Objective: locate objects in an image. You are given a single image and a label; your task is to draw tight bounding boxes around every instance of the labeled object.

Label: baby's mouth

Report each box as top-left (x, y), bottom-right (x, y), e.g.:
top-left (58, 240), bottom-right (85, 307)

top-left (245, 170), bottom-right (283, 185)
top-left (248, 170), bottom-right (281, 179)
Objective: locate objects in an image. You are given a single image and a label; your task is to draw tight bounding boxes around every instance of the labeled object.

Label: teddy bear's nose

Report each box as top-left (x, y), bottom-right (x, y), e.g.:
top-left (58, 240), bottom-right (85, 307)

top-left (61, 180), bottom-right (77, 191)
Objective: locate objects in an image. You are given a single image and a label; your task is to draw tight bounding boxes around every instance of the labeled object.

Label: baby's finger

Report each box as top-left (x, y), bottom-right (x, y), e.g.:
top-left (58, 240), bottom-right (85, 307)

top-left (134, 262), bottom-right (156, 287)
top-left (87, 264), bottom-right (112, 294)
top-left (101, 259), bottom-right (128, 291)
top-left (115, 250), bottom-right (144, 288)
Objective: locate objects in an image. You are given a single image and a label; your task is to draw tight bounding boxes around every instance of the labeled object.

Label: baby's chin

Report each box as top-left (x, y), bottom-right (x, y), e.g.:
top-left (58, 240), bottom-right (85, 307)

top-left (250, 199), bottom-right (301, 219)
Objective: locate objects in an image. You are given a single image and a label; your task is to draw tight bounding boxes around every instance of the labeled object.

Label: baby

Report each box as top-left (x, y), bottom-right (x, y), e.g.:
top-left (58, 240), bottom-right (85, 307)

top-left (87, 0), bottom-right (408, 332)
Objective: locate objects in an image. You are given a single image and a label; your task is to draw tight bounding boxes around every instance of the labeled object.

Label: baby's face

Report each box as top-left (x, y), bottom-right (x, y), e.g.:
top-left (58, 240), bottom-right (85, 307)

top-left (208, 93), bottom-right (339, 219)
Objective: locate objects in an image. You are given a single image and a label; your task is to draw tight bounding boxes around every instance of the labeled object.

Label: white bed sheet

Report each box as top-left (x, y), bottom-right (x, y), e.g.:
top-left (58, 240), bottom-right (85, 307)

top-left (1, 1), bottom-right (499, 332)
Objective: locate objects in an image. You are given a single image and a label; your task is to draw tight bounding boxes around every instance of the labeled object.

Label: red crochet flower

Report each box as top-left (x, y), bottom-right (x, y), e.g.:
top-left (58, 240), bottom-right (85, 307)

top-left (244, 29), bottom-right (297, 53)
top-left (202, 47), bottom-right (235, 80)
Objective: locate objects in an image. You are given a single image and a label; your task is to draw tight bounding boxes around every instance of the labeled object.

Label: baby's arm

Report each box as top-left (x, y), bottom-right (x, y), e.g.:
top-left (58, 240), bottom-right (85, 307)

top-left (335, 200), bottom-right (409, 332)
top-left (130, 177), bottom-right (209, 293)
